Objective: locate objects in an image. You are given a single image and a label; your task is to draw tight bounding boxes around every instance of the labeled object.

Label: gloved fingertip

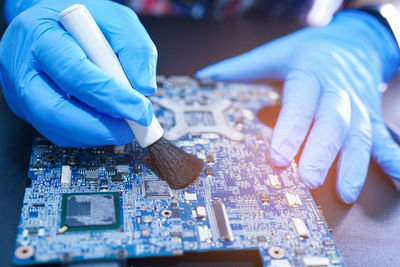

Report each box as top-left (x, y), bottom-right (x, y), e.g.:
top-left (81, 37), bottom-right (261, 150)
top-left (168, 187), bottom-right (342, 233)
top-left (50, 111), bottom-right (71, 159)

top-left (123, 54), bottom-right (158, 96)
top-left (337, 178), bottom-right (360, 204)
top-left (337, 188), bottom-right (358, 204)
top-left (336, 155), bottom-right (368, 204)
top-left (195, 68), bottom-right (214, 79)
top-left (131, 101), bottom-right (154, 127)
top-left (298, 167), bottom-right (324, 189)
top-left (131, 71), bottom-right (158, 96)
top-left (382, 159), bottom-right (400, 179)
top-left (269, 147), bottom-right (291, 167)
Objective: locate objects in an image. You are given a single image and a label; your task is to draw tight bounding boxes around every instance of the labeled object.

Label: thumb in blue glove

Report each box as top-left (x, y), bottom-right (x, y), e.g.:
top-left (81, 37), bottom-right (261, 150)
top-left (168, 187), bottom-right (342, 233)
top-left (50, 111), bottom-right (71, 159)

top-left (196, 10), bottom-right (400, 204)
top-left (0, 0), bottom-right (158, 147)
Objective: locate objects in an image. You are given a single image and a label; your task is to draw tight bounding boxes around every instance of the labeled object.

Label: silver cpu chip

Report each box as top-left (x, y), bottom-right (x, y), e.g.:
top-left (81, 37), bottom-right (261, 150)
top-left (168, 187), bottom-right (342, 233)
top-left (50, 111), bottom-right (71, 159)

top-left (143, 181), bottom-right (171, 198)
top-left (61, 193), bottom-right (120, 230)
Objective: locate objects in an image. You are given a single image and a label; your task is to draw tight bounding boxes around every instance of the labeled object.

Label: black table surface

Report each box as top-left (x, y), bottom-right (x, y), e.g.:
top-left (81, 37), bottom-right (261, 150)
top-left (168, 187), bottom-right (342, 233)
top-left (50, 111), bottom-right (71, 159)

top-left (1, 13), bottom-right (400, 267)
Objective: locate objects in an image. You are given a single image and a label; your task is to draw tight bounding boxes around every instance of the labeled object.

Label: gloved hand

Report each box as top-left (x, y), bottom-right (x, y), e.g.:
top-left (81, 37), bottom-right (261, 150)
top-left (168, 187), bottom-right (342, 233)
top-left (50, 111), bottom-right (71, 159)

top-left (196, 10), bottom-right (400, 204)
top-left (0, 0), bottom-right (157, 147)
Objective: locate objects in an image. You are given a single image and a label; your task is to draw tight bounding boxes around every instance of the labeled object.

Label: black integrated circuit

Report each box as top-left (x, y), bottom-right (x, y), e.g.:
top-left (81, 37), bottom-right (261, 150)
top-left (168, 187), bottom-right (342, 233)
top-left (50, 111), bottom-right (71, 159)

top-left (171, 202), bottom-right (179, 218)
top-left (111, 174), bottom-right (124, 182)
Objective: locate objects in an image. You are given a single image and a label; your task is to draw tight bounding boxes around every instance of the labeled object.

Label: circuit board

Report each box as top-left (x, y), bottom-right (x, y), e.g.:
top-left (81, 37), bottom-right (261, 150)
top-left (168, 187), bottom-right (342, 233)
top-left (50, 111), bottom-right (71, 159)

top-left (13, 76), bottom-right (344, 267)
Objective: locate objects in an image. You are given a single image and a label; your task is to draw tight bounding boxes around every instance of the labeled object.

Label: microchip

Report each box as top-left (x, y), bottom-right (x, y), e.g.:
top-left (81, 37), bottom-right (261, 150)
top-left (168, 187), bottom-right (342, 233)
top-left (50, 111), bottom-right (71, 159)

top-left (37, 139), bottom-right (51, 148)
top-left (256, 236), bottom-right (267, 244)
top-left (142, 216), bottom-right (153, 223)
top-left (86, 170), bottom-right (98, 181)
top-left (116, 165), bottom-right (129, 175)
top-left (285, 192), bottom-right (302, 207)
top-left (327, 251), bottom-right (341, 264)
top-left (303, 257), bottom-right (330, 267)
top-left (171, 202), bottom-right (180, 218)
top-left (198, 77), bottom-right (216, 87)
top-left (256, 133), bottom-right (264, 142)
top-left (197, 225), bottom-right (212, 242)
top-left (45, 153), bottom-right (58, 162)
top-left (111, 174), bottom-right (124, 182)
top-left (113, 145), bottom-right (125, 154)
top-left (61, 193), bottom-right (120, 231)
top-left (259, 193), bottom-right (270, 205)
top-left (133, 163), bottom-right (140, 174)
top-left (323, 238), bottom-right (334, 248)
top-left (195, 206), bottom-right (207, 219)
top-left (295, 248), bottom-right (306, 256)
top-left (99, 179), bottom-right (108, 190)
top-left (28, 227), bottom-right (39, 236)
top-left (106, 167), bottom-right (116, 175)
top-left (292, 218), bottom-right (309, 238)
top-left (171, 232), bottom-right (182, 238)
top-left (267, 174), bottom-right (281, 188)
top-left (143, 181), bottom-right (171, 198)
top-left (190, 133), bottom-right (202, 138)
top-left (32, 203), bottom-right (45, 208)
top-left (184, 192), bottom-right (197, 201)
top-left (204, 167), bottom-right (213, 176)
top-left (171, 232), bottom-right (182, 242)
top-left (206, 155), bottom-right (215, 163)
top-left (66, 156), bottom-right (79, 166)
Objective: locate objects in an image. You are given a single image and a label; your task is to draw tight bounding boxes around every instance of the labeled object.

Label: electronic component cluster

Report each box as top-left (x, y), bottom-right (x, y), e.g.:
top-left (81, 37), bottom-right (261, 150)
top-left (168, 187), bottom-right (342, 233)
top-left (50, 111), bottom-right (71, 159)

top-left (13, 76), bottom-right (344, 266)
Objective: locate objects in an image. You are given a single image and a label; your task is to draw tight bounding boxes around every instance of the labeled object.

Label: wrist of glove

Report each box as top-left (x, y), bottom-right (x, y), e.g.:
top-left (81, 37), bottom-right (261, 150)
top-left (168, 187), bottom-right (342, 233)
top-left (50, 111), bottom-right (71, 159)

top-left (333, 10), bottom-right (400, 81)
top-left (196, 10), bottom-right (400, 203)
top-left (0, 0), bottom-right (158, 147)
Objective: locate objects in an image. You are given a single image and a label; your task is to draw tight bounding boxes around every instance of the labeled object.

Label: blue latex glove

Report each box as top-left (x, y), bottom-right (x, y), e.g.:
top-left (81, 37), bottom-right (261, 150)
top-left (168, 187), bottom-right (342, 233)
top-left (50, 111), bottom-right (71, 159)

top-left (196, 11), bottom-right (400, 203)
top-left (0, 0), bottom-right (157, 147)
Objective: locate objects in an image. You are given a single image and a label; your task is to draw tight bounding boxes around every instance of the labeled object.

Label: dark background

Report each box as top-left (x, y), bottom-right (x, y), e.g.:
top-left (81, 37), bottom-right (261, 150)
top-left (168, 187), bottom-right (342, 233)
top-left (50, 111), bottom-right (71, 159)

top-left (1, 1), bottom-right (400, 266)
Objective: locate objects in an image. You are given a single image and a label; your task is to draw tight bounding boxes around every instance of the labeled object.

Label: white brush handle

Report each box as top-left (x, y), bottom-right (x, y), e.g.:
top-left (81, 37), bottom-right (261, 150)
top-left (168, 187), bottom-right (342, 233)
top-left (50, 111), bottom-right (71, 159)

top-left (59, 4), bottom-right (163, 148)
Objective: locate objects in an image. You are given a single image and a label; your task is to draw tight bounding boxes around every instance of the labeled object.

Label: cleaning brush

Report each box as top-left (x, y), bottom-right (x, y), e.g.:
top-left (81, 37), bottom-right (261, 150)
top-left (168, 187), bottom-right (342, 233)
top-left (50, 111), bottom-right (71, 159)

top-left (59, 4), bottom-right (203, 189)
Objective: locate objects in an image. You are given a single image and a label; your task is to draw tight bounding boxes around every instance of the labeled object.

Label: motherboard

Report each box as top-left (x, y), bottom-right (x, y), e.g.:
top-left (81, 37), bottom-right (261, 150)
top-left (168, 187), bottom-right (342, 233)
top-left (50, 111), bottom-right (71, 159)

top-left (13, 76), bottom-right (344, 266)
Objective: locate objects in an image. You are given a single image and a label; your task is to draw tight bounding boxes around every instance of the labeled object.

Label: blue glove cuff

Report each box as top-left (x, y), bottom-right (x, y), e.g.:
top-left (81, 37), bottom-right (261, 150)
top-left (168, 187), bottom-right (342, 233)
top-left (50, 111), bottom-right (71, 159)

top-left (356, 4), bottom-right (400, 51)
top-left (333, 10), bottom-right (400, 82)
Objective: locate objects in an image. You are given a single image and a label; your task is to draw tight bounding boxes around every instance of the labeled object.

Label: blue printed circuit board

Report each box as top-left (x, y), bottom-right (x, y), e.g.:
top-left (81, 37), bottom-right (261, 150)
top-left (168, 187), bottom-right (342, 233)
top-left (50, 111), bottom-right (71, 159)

top-left (13, 76), bottom-right (344, 266)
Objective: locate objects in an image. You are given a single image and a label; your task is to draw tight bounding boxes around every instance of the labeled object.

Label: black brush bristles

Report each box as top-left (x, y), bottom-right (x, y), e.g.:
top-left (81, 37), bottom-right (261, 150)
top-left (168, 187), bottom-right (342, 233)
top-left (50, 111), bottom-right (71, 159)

top-left (147, 137), bottom-right (203, 189)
